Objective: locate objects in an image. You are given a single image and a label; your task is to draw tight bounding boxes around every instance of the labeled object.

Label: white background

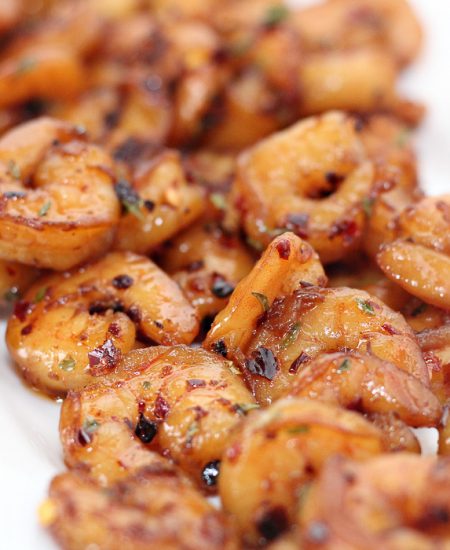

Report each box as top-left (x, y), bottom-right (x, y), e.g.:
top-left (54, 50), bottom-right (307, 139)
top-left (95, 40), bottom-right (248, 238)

top-left (0, 1), bottom-right (449, 546)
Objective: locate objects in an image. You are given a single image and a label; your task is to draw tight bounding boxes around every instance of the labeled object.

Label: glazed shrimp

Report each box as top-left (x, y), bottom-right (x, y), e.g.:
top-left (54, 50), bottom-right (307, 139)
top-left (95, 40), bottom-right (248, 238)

top-left (0, 117), bottom-right (120, 270)
top-left (219, 398), bottom-right (384, 546)
top-left (204, 232), bottom-right (327, 358)
top-left (43, 463), bottom-right (238, 550)
top-left (292, 0), bottom-right (422, 67)
top-left (378, 195), bottom-right (450, 309)
top-left (6, 252), bottom-right (198, 396)
top-left (60, 346), bottom-right (255, 486)
top-left (229, 111), bottom-right (374, 262)
top-left (298, 454), bottom-right (450, 550)
top-left (114, 151), bottom-right (205, 254)
top-left (287, 351), bottom-right (441, 428)
top-left (159, 220), bottom-right (255, 322)
top-left (0, 260), bottom-right (39, 304)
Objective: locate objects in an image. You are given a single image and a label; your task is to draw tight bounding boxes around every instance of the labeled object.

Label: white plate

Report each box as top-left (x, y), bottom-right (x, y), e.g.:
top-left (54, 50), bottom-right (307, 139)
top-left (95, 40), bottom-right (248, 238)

top-left (0, 1), bottom-right (449, 547)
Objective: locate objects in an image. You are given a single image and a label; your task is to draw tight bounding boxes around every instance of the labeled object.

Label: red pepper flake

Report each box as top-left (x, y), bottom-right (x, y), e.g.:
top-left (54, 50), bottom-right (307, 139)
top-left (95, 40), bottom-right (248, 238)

top-left (381, 323), bottom-right (401, 335)
top-left (154, 394), bottom-right (170, 419)
top-left (108, 322), bottom-right (121, 337)
top-left (88, 339), bottom-right (121, 375)
top-left (138, 400), bottom-right (146, 414)
top-left (276, 239), bottom-right (291, 260)
top-left (245, 347), bottom-right (278, 380)
top-left (21, 324), bottom-right (33, 336)
top-left (187, 379), bottom-right (207, 389)
top-left (285, 213), bottom-right (309, 238)
top-left (289, 352), bottom-right (311, 373)
top-left (13, 300), bottom-right (34, 322)
top-left (329, 219), bottom-right (358, 242)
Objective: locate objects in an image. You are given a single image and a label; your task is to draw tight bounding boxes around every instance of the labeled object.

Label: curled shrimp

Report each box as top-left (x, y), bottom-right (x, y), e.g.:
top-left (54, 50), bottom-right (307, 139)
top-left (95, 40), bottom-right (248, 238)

top-left (219, 398), bottom-right (384, 546)
top-left (6, 252), bottom-right (198, 396)
top-left (229, 111), bottom-right (374, 262)
top-left (159, 219), bottom-right (255, 322)
top-left (293, 0), bottom-right (422, 67)
top-left (287, 351), bottom-right (441, 428)
top-left (60, 346), bottom-right (255, 486)
top-left (0, 260), bottom-right (39, 304)
top-left (114, 151), bottom-right (205, 254)
top-left (43, 462), bottom-right (238, 550)
top-left (0, 117), bottom-right (120, 270)
top-left (204, 232), bottom-right (326, 359)
top-left (297, 453), bottom-right (450, 550)
top-left (377, 195), bottom-right (450, 309)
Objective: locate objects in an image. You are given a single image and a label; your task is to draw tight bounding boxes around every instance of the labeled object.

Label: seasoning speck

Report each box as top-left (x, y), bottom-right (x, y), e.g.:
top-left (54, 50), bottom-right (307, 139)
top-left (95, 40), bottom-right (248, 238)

top-left (135, 413), bottom-right (158, 444)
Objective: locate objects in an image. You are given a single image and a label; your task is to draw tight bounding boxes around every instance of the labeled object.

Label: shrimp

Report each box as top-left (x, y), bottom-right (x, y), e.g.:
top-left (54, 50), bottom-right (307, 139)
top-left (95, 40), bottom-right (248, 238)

top-left (114, 151), bottom-right (205, 254)
top-left (287, 351), bottom-right (441, 428)
top-left (219, 398), bottom-right (385, 545)
top-left (368, 412), bottom-right (421, 453)
top-left (0, 117), bottom-right (120, 270)
top-left (298, 453), bottom-right (450, 550)
top-left (228, 111), bottom-right (374, 262)
top-left (159, 220), bottom-right (255, 322)
top-left (377, 195), bottom-right (450, 309)
top-left (0, 260), bottom-right (39, 304)
top-left (204, 232), bottom-right (327, 359)
top-left (60, 346), bottom-right (255, 486)
top-left (292, 0), bottom-right (422, 67)
top-left (43, 462), bottom-right (238, 550)
top-left (6, 252), bottom-right (198, 396)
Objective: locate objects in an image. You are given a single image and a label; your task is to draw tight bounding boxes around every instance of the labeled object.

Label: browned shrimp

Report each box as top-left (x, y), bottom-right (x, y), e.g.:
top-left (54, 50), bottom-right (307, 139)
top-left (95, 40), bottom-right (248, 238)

top-left (287, 351), bottom-right (441, 428)
top-left (378, 195), bottom-right (450, 309)
top-left (159, 220), bottom-right (255, 322)
top-left (298, 453), bottom-right (450, 550)
top-left (0, 117), bottom-right (120, 270)
top-left (228, 111), bottom-right (374, 262)
top-left (219, 398), bottom-right (384, 545)
top-left (42, 462), bottom-right (238, 550)
top-left (6, 252), bottom-right (198, 396)
top-left (60, 346), bottom-right (255, 487)
top-left (114, 151), bottom-right (205, 254)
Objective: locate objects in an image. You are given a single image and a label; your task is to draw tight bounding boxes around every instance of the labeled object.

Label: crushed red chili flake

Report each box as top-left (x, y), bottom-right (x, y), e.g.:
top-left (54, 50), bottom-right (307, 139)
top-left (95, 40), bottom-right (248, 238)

top-left (108, 322), bottom-right (121, 337)
top-left (381, 323), bottom-right (401, 335)
top-left (187, 379), bottom-right (207, 389)
top-left (289, 351), bottom-right (311, 373)
top-left (329, 219), bottom-right (358, 242)
top-left (245, 347), bottom-right (278, 380)
top-left (14, 300), bottom-right (34, 322)
top-left (285, 213), bottom-right (309, 238)
top-left (88, 339), bottom-right (121, 375)
top-left (154, 394), bottom-right (170, 419)
top-left (20, 324), bottom-right (33, 336)
top-left (276, 239), bottom-right (291, 260)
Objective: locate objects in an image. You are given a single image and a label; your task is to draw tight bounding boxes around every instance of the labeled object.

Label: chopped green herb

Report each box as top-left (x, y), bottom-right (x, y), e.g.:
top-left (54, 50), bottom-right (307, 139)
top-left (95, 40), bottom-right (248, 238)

top-left (82, 417), bottom-right (100, 434)
top-left (396, 128), bottom-right (410, 148)
top-left (123, 199), bottom-right (144, 220)
top-left (298, 482), bottom-right (312, 511)
top-left (142, 381), bottom-right (152, 390)
top-left (38, 201), bottom-right (51, 217)
top-left (4, 286), bottom-right (20, 302)
top-left (58, 356), bottom-right (76, 372)
top-left (263, 4), bottom-right (289, 26)
top-left (281, 322), bottom-right (301, 349)
top-left (338, 358), bottom-right (351, 372)
top-left (210, 193), bottom-right (227, 210)
top-left (356, 298), bottom-right (375, 315)
top-left (16, 57), bottom-right (37, 75)
top-left (252, 291), bottom-right (270, 312)
top-left (234, 403), bottom-right (260, 416)
top-left (34, 287), bottom-right (47, 303)
top-left (362, 197), bottom-right (374, 217)
top-left (185, 421), bottom-right (199, 445)
top-left (287, 425), bottom-right (309, 434)
top-left (7, 159), bottom-right (21, 180)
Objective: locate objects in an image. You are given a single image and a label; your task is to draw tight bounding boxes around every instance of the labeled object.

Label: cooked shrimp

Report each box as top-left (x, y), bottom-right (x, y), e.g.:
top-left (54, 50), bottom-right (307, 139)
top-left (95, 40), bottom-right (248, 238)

top-left (60, 346), bottom-right (255, 486)
top-left (298, 453), bottom-right (450, 550)
top-left (378, 195), bottom-right (450, 309)
top-left (159, 220), bottom-right (255, 322)
top-left (229, 111), bottom-right (374, 262)
top-left (204, 232), bottom-right (326, 358)
top-left (0, 260), bottom-right (39, 304)
top-left (6, 252), bottom-right (198, 396)
top-left (287, 351), bottom-right (441, 428)
top-left (0, 117), bottom-right (120, 270)
top-left (293, 0), bottom-right (422, 67)
top-left (43, 463), bottom-right (238, 550)
top-left (368, 412), bottom-right (421, 453)
top-left (114, 151), bottom-right (205, 254)
top-left (219, 398), bottom-right (384, 545)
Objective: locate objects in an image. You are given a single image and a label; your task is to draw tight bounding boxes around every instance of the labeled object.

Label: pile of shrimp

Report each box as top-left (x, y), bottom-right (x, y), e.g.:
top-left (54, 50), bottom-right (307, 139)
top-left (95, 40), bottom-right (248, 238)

top-left (1, 1), bottom-right (449, 549)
